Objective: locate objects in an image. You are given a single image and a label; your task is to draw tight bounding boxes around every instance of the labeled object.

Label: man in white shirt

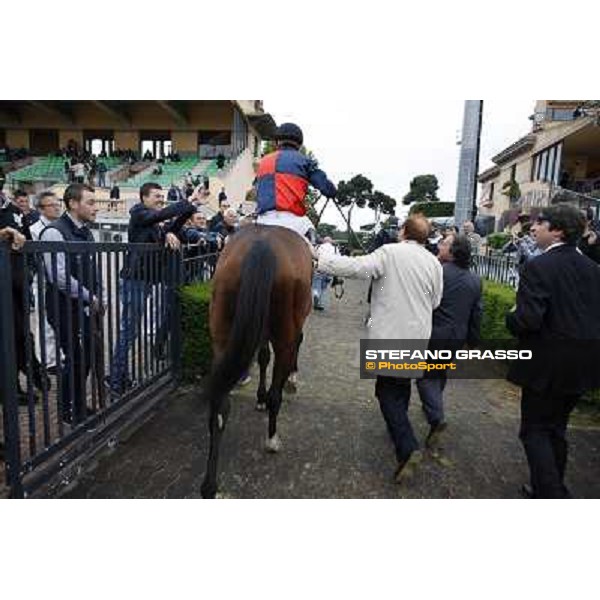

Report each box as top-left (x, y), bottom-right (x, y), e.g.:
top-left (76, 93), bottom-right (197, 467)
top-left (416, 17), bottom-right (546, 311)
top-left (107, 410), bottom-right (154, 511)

top-left (30, 191), bottom-right (62, 370)
top-left (316, 215), bottom-right (443, 482)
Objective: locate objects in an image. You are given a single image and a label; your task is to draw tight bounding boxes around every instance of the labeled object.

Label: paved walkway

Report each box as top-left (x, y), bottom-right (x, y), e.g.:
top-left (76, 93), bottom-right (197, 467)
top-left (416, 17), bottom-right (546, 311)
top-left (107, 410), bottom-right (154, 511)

top-left (64, 279), bottom-right (600, 499)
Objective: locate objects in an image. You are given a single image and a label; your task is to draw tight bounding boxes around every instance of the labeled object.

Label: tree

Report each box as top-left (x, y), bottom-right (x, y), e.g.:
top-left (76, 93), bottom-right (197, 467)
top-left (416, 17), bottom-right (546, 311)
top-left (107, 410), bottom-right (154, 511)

top-left (261, 140), bottom-right (277, 155)
top-left (336, 174), bottom-right (374, 241)
top-left (501, 179), bottom-right (521, 206)
top-left (408, 201), bottom-right (455, 217)
top-left (306, 188), bottom-right (322, 226)
top-left (368, 190), bottom-right (396, 225)
top-left (317, 223), bottom-right (338, 237)
top-left (402, 174), bottom-right (440, 205)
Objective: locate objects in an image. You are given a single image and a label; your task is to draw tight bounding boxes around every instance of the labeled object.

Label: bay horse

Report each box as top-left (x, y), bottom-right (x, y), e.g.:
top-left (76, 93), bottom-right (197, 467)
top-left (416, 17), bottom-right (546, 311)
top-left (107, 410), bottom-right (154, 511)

top-left (200, 224), bottom-right (313, 499)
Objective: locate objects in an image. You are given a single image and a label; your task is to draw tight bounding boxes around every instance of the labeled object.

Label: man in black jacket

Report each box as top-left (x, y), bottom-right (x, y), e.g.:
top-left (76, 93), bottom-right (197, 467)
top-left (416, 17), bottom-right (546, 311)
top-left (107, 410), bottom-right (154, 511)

top-left (416, 233), bottom-right (482, 446)
top-left (577, 207), bottom-right (600, 264)
top-left (506, 204), bottom-right (600, 498)
top-left (40, 184), bottom-right (101, 425)
top-left (109, 182), bottom-right (196, 394)
top-left (1, 191), bottom-right (49, 404)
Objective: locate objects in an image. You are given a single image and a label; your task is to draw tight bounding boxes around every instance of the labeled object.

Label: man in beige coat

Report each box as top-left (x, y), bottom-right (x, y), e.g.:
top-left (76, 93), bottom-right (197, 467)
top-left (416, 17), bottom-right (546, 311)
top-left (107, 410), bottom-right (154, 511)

top-left (316, 215), bottom-right (443, 482)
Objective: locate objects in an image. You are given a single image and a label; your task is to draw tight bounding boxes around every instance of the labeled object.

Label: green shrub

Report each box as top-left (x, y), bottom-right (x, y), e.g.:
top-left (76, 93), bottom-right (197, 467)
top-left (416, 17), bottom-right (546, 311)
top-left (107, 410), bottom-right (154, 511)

top-left (486, 232), bottom-right (511, 250)
top-left (481, 280), bottom-right (516, 341)
top-left (180, 281), bottom-right (212, 381)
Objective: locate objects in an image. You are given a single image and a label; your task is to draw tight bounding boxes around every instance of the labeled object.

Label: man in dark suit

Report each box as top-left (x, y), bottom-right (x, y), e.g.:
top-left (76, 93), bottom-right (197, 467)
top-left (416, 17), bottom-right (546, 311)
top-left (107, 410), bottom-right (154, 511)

top-left (108, 182), bottom-right (196, 394)
top-left (506, 204), bottom-right (600, 499)
top-left (0, 191), bottom-right (48, 402)
top-left (416, 233), bottom-right (482, 446)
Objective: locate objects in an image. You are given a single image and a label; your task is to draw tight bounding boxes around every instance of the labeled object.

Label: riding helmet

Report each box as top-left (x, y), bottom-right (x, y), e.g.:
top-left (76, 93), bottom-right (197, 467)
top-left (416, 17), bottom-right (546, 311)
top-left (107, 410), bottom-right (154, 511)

top-left (276, 123), bottom-right (304, 147)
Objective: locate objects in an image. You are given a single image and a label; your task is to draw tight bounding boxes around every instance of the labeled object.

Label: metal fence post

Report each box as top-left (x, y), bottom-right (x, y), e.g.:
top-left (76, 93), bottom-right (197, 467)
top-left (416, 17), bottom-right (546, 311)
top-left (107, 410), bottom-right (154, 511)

top-left (0, 243), bottom-right (24, 498)
top-left (170, 250), bottom-right (184, 381)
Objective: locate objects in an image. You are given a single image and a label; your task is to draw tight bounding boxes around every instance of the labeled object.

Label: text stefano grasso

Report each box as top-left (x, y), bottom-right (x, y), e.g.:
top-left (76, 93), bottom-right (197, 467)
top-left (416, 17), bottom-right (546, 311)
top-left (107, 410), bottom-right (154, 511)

top-left (364, 349), bottom-right (532, 361)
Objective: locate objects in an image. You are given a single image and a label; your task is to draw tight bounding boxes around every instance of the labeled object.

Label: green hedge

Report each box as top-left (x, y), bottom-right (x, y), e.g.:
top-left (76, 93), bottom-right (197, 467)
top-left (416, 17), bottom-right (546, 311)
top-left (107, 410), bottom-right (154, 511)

top-left (180, 281), bottom-right (213, 381)
top-left (487, 232), bottom-right (511, 250)
top-left (479, 280), bottom-right (600, 409)
top-left (481, 280), bottom-right (516, 341)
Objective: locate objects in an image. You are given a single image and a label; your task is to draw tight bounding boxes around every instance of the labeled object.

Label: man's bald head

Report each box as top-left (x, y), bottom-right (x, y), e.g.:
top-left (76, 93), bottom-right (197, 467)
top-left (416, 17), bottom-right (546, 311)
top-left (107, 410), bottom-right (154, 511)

top-left (401, 215), bottom-right (430, 244)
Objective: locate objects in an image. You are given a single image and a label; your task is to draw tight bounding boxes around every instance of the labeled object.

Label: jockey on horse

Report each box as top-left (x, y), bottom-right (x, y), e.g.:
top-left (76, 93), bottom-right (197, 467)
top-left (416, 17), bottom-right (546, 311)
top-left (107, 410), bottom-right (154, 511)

top-left (254, 122), bottom-right (337, 389)
top-left (254, 122), bottom-right (337, 244)
top-left (200, 123), bottom-right (337, 498)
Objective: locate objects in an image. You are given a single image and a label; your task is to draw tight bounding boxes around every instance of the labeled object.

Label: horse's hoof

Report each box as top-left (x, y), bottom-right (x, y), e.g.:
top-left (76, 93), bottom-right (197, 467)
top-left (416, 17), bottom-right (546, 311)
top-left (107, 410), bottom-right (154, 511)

top-left (283, 380), bottom-right (297, 394)
top-left (255, 402), bottom-right (266, 412)
top-left (284, 373), bottom-right (298, 394)
top-left (265, 434), bottom-right (282, 453)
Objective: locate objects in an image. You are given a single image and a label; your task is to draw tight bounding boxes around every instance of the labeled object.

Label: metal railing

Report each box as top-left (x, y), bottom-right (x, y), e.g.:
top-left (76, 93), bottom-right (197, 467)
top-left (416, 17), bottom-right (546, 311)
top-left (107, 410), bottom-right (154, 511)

top-left (0, 241), bottom-right (215, 497)
top-left (472, 253), bottom-right (519, 288)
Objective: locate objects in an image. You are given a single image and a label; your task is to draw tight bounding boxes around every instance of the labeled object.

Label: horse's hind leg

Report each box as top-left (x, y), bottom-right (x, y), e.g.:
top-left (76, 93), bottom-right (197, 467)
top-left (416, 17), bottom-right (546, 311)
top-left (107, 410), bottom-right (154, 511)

top-left (265, 346), bottom-right (295, 453)
top-left (201, 393), bottom-right (230, 499)
top-left (283, 331), bottom-right (303, 394)
top-left (256, 343), bottom-right (270, 412)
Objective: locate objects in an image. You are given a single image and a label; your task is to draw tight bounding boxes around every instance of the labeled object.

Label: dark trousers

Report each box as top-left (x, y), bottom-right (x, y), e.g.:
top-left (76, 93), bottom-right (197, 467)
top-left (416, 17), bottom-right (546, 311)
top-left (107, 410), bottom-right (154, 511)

top-left (375, 376), bottom-right (419, 463)
top-left (519, 386), bottom-right (580, 499)
top-left (12, 271), bottom-right (43, 389)
top-left (416, 371), bottom-right (447, 426)
top-left (46, 295), bottom-right (92, 422)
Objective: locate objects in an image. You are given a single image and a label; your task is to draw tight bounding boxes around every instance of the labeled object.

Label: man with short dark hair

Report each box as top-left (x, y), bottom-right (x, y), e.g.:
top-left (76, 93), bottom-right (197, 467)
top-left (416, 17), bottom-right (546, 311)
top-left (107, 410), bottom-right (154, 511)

top-left (578, 207), bottom-right (600, 264)
top-left (506, 204), bottom-right (600, 498)
top-left (4, 190), bottom-right (39, 238)
top-left (316, 215), bottom-right (443, 482)
top-left (109, 182), bottom-right (197, 394)
top-left (209, 199), bottom-right (231, 232)
top-left (40, 183), bottom-right (101, 425)
top-left (1, 189), bottom-right (49, 402)
top-left (416, 233), bottom-right (482, 447)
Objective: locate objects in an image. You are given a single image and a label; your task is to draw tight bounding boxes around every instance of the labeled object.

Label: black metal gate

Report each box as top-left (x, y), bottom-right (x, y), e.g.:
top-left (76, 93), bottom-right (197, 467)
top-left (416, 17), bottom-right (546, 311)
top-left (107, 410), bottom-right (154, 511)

top-left (0, 241), bottom-right (216, 498)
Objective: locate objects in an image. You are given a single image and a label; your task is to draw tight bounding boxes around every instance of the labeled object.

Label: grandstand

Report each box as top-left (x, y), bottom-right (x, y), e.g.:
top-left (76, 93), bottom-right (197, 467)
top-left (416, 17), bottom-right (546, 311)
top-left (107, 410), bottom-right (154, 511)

top-left (122, 158), bottom-right (218, 188)
top-left (7, 155), bottom-right (122, 186)
top-left (0, 100), bottom-right (276, 209)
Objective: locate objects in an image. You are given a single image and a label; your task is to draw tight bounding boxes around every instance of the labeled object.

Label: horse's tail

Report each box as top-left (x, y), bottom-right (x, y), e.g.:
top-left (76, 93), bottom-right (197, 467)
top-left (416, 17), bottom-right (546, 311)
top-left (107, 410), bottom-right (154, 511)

top-left (206, 239), bottom-right (276, 398)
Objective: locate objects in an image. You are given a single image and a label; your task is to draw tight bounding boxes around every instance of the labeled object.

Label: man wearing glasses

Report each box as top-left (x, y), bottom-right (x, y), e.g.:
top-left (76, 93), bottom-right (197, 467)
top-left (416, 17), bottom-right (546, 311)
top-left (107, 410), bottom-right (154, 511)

top-left (29, 192), bottom-right (62, 240)
top-left (506, 204), bottom-right (600, 498)
top-left (30, 192), bottom-right (63, 372)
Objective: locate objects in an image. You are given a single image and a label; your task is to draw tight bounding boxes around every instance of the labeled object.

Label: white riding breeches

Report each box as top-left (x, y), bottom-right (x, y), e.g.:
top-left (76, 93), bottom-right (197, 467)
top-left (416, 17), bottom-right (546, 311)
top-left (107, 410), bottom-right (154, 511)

top-left (255, 210), bottom-right (314, 242)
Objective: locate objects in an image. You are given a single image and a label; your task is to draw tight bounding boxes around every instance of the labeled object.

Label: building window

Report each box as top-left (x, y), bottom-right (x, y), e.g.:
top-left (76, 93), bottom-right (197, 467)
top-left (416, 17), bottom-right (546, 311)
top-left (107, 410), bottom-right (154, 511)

top-left (546, 145), bottom-right (556, 181)
top-left (532, 142), bottom-right (563, 184)
top-left (510, 164), bottom-right (517, 182)
top-left (547, 108), bottom-right (577, 121)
